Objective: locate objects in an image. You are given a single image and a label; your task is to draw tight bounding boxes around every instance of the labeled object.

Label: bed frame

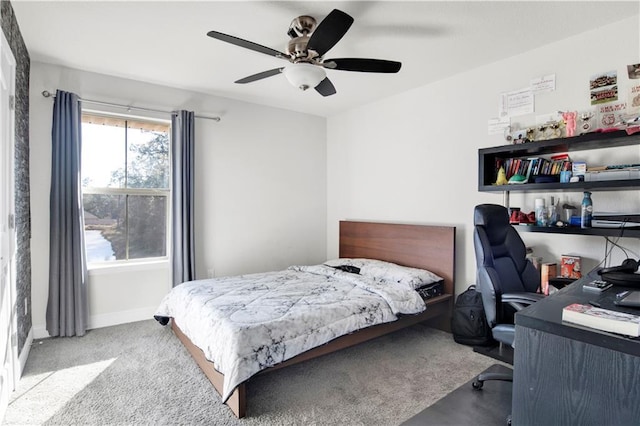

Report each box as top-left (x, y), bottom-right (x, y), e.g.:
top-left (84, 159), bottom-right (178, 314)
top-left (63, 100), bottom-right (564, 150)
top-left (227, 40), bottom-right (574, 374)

top-left (171, 220), bottom-right (456, 418)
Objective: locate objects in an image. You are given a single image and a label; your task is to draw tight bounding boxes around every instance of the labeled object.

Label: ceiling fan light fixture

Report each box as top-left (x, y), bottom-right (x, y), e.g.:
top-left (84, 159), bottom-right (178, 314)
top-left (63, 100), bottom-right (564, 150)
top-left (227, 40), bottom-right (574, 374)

top-left (283, 63), bottom-right (326, 91)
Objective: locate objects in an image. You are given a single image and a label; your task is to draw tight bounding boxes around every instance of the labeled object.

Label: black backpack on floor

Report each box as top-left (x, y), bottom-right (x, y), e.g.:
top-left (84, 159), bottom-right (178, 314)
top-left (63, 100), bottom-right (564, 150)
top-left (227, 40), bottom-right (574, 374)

top-left (451, 285), bottom-right (494, 346)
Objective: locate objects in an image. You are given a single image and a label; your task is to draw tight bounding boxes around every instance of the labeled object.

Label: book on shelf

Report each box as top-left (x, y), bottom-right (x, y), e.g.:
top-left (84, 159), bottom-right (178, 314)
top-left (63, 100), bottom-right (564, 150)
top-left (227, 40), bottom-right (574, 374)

top-left (540, 262), bottom-right (557, 295)
top-left (497, 157), bottom-right (538, 183)
top-left (550, 152), bottom-right (570, 162)
top-left (496, 154), bottom-right (573, 184)
top-left (562, 303), bottom-right (640, 337)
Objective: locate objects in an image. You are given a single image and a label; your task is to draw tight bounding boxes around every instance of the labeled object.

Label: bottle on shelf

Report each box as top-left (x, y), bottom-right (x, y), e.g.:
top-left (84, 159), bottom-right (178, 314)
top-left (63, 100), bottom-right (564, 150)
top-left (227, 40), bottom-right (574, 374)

top-left (581, 191), bottom-right (593, 229)
top-left (535, 198), bottom-right (548, 227)
top-left (548, 196), bottom-right (558, 226)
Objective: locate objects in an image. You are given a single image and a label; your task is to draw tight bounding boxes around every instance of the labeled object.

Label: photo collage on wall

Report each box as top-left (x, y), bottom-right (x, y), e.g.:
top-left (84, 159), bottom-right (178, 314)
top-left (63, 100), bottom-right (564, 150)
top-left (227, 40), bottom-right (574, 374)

top-left (591, 64), bottom-right (640, 130)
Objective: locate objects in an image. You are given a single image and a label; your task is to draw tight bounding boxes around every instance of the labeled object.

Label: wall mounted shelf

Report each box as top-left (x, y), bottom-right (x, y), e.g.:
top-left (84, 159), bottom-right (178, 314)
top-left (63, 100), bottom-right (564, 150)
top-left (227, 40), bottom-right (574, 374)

top-left (478, 130), bottom-right (640, 237)
top-left (514, 225), bottom-right (640, 238)
top-left (478, 130), bottom-right (640, 192)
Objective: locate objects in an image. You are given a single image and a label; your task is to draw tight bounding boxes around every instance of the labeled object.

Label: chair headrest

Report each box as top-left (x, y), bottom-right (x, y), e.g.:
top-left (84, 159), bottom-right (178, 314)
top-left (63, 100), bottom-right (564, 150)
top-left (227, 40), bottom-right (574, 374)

top-left (474, 204), bottom-right (510, 243)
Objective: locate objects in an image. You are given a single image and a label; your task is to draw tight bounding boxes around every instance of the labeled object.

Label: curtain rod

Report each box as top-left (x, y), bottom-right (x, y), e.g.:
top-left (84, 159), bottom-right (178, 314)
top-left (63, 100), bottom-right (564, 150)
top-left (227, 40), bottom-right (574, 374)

top-left (41, 90), bottom-right (221, 122)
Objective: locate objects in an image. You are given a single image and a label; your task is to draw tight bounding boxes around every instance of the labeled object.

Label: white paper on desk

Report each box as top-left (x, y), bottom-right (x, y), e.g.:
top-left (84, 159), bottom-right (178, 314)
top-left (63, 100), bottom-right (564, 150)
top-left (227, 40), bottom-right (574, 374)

top-left (499, 88), bottom-right (534, 118)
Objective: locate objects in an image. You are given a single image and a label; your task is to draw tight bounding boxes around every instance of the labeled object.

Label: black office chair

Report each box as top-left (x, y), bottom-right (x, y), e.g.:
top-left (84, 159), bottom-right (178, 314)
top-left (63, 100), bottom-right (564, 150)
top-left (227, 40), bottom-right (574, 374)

top-left (471, 204), bottom-right (544, 390)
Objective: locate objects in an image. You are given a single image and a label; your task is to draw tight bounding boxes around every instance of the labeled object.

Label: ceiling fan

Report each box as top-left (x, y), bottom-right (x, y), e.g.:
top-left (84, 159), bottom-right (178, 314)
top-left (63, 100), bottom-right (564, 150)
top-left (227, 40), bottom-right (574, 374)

top-left (206, 9), bottom-right (401, 97)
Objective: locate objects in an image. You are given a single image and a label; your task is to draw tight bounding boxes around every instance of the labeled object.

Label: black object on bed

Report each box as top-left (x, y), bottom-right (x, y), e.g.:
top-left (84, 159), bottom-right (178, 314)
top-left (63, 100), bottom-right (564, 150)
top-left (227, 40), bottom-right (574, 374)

top-left (416, 281), bottom-right (444, 300)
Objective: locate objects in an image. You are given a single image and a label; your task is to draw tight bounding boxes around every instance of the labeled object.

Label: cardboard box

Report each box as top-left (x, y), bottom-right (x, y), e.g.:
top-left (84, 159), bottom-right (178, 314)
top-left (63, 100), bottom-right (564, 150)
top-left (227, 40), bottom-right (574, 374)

top-left (560, 255), bottom-right (582, 279)
top-left (541, 263), bottom-right (557, 296)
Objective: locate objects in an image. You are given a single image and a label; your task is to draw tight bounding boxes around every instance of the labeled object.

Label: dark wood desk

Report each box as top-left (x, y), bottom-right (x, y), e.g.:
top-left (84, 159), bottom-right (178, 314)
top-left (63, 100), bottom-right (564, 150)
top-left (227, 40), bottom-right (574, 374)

top-left (512, 274), bottom-right (640, 426)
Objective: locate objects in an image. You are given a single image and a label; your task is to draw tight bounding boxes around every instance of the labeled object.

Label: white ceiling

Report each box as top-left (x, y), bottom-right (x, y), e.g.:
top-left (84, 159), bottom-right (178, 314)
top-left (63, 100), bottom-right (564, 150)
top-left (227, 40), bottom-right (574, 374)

top-left (12, 1), bottom-right (638, 117)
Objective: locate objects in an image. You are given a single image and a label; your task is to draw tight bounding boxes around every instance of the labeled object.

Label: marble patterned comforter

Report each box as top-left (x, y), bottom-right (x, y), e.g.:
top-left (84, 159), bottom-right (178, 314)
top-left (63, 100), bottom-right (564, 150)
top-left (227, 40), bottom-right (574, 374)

top-left (154, 264), bottom-right (426, 402)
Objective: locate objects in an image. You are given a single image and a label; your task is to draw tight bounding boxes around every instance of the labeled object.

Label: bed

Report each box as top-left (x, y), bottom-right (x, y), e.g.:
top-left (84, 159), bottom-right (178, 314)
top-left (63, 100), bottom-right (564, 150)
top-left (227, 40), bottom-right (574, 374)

top-left (155, 220), bottom-right (455, 418)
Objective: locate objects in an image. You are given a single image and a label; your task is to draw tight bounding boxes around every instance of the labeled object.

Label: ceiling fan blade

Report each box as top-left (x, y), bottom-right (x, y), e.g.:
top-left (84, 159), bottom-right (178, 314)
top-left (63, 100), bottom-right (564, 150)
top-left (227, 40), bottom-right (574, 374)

top-left (307, 9), bottom-right (354, 57)
top-left (207, 30), bottom-right (289, 59)
top-left (324, 58), bottom-right (402, 73)
top-left (315, 77), bottom-right (337, 97)
top-left (235, 68), bottom-right (284, 84)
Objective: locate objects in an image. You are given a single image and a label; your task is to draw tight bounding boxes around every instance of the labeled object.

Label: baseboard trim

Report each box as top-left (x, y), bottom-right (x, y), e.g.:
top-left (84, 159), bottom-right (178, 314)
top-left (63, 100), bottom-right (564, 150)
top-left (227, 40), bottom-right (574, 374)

top-left (18, 327), bottom-right (33, 377)
top-left (33, 325), bottom-right (48, 340)
top-left (88, 306), bottom-right (157, 330)
top-left (32, 306), bottom-right (158, 339)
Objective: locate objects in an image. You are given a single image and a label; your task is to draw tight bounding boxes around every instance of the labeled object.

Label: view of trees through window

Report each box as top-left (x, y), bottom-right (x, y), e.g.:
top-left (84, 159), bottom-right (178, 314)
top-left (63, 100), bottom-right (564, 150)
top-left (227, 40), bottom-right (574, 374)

top-left (81, 114), bottom-right (170, 263)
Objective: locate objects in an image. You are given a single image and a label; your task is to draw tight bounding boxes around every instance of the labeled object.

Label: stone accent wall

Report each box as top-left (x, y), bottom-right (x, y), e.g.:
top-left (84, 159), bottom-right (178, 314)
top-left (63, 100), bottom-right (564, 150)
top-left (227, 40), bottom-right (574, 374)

top-left (1, 0), bottom-right (32, 355)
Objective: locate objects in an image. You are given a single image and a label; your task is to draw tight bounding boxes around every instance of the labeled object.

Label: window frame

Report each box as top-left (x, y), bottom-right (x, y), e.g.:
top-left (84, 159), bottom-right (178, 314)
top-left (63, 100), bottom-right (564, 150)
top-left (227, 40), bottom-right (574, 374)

top-left (80, 111), bottom-right (172, 267)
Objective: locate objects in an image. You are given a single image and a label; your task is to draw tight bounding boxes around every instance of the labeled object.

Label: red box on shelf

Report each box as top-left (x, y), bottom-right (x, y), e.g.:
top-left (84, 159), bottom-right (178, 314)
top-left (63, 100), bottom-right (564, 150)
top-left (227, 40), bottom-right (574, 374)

top-left (560, 255), bottom-right (582, 279)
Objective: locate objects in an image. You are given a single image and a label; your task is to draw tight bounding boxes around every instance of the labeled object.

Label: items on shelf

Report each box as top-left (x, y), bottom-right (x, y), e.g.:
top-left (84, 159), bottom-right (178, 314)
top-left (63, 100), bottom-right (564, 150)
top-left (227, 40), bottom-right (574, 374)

top-left (561, 111), bottom-right (577, 137)
top-left (509, 119), bottom-right (564, 143)
top-left (508, 207), bottom-right (521, 224)
top-left (529, 251), bottom-right (578, 295)
top-left (572, 161), bottom-right (586, 180)
top-left (535, 198), bottom-right (547, 227)
top-left (517, 197), bottom-right (566, 228)
top-left (509, 209), bottom-right (535, 224)
top-left (541, 263), bottom-right (557, 296)
top-left (581, 191), bottom-right (593, 228)
top-left (495, 154), bottom-right (573, 185)
top-left (560, 254), bottom-right (582, 279)
top-left (592, 213), bottom-right (640, 228)
top-left (562, 203), bottom-right (577, 223)
top-left (505, 107), bottom-right (640, 145)
top-left (577, 111), bottom-right (596, 134)
top-left (479, 130), bottom-right (640, 237)
top-left (494, 166), bottom-right (508, 185)
top-left (480, 129), bottom-right (640, 193)
top-left (548, 196), bottom-right (559, 224)
top-left (584, 163), bottom-right (640, 182)
top-left (493, 153), bottom-right (640, 187)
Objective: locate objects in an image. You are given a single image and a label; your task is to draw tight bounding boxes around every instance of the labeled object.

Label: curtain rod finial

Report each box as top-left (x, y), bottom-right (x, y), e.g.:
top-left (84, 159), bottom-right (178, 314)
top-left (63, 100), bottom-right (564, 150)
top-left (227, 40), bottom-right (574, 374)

top-left (42, 90), bottom-right (55, 98)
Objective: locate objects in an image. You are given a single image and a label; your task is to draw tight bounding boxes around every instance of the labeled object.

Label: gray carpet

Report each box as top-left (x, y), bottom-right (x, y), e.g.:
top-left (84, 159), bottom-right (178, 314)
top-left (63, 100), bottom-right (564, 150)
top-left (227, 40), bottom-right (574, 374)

top-left (7, 320), bottom-right (501, 425)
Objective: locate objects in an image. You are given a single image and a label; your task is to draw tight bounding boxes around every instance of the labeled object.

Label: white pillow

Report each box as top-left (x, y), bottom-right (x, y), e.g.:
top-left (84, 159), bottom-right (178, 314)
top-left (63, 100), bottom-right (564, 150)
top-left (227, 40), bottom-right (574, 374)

top-left (324, 258), bottom-right (443, 289)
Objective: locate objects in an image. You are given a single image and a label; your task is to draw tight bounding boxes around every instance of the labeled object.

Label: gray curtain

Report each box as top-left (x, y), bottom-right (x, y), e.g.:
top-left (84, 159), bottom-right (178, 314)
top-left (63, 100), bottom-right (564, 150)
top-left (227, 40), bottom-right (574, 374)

top-left (171, 110), bottom-right (196, 287)
top-left (46, 89), bottom-right (88, 337)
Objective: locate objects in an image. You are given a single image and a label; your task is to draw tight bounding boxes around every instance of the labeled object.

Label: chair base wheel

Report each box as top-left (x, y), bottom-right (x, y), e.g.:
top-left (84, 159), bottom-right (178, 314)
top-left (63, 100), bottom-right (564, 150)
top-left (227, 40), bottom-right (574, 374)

top-left (472, 380), bottom-right (483, 390)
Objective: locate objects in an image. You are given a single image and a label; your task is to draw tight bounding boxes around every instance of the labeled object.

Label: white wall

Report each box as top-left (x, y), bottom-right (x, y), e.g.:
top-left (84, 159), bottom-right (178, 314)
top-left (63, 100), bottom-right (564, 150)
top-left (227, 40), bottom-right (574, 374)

top-left (30, 62), bottom-right (327, 337)
top-left (327, 16), bottom-right (640, 295)
top-left (27, 15), bottom-right (640, 336)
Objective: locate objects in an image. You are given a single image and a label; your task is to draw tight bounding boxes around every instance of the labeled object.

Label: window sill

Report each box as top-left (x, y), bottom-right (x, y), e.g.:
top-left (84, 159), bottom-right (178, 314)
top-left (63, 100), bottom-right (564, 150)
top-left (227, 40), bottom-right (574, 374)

top-left (87, 258), bottom-right (169, 276)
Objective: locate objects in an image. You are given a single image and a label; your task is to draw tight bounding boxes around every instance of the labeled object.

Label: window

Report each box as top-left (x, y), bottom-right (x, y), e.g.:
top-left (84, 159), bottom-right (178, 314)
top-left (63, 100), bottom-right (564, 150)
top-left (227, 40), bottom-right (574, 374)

top-left (81, 113), bottom-right (170, 264)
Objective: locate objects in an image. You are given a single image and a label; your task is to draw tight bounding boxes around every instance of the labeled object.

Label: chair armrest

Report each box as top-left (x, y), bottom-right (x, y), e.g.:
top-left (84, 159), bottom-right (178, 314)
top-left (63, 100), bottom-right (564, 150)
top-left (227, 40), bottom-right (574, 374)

top-left (501, 292), bottom-right (544, 311)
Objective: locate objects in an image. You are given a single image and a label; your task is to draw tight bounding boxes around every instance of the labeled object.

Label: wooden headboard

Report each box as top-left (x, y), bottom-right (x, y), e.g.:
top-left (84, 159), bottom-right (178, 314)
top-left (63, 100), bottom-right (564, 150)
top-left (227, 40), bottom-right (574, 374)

top-left (339, 220), bottom-right (456, 297)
